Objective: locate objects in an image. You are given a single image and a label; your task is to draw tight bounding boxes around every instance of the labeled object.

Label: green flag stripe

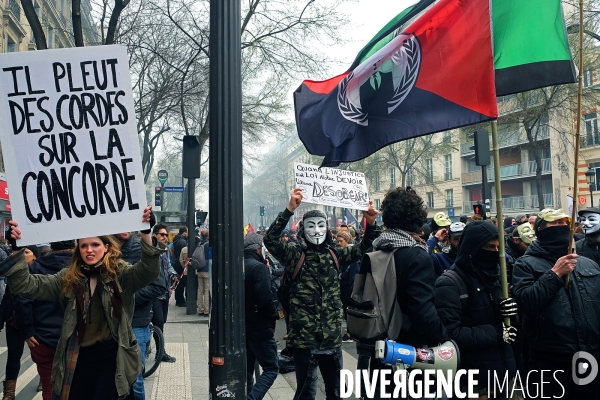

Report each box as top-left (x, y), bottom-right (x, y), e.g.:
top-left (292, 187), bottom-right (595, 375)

top-left (348, 0), bottom-right (435, 71)
top-left (492, 0), bottom-right (572, 69)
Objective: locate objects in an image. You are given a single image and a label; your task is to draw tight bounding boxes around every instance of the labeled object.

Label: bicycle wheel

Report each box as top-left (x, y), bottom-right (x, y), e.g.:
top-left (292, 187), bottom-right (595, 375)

top-left (143, 325), bottom-right (165, 378)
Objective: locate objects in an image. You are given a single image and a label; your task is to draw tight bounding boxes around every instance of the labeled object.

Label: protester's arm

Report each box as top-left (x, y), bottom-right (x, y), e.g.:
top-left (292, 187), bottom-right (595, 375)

top-left (426, 236), bottom-right (438, 255)
top-left (1, 253), bottom-right (65, 302)
top-left (135, 272), bottom-right (166, 306)
top-left (511, 257), bottom-right (565, 315)
top-left (339, 202), bottom-right (379, 264)
top-left (263, 189), bottom-right (303, 272)
top-left (435, 275), bottom-right (497, 349)
top-left (120, 240), bottom-right (164, 294)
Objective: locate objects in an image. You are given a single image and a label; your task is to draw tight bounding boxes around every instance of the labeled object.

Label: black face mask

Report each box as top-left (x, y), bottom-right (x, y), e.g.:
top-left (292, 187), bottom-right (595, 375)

top-left (472, 249), bottom-right (500, 289)
top-left (536, 225), bottom-right (570, 260)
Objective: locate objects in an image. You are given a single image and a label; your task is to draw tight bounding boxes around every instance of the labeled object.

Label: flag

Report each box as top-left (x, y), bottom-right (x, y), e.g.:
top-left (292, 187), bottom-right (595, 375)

top-left (244, 223), bottom-right (254, 235)
top-left (343, 208), bottom-right (358, 226)
top-left (294, 0), bottom-right (497, 167)
top-left (493, 0), bottom-right (576, 96)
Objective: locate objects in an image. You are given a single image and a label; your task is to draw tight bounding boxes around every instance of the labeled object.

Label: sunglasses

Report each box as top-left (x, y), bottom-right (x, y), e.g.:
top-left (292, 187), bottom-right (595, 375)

top-left (155, 233), bottom-right (168, 237)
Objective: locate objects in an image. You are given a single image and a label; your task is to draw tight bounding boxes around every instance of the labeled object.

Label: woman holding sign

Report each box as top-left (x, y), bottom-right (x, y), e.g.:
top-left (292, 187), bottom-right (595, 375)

top-left (0, 206), bottom-right (162, 400)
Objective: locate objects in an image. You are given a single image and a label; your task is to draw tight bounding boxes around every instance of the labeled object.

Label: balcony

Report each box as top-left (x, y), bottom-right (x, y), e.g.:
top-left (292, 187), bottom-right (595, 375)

top-left (8, 0), bottom-right (20, 20)
top-left (460, 127), bottom-right (550, 156)
top-left (461, 158), bottom-right (551, 185)
top-left (462, 194), bottom-right (554, 214)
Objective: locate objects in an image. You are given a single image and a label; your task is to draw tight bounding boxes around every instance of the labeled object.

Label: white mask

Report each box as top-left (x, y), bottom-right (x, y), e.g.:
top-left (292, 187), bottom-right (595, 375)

top-left (581, 212), bottom-right (600, 235)
top-left (303, 217), bottom-right (328, 245)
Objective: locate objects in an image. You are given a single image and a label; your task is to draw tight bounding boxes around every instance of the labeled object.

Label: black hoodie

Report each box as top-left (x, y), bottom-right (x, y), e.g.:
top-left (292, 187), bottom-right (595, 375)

top-left (13, 251), bottom-right (72, 349)
top-left (435, 221), bottom-right (516, 382)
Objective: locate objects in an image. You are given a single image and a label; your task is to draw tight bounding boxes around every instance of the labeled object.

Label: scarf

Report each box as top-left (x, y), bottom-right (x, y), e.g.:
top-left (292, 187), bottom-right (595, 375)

top-left (471, 249), bottom-right (500, 291)
top-left (536, 225), bottom-right (570, 262)
top-left (61, 262), bottom-right (123, 400)
top-left (372, 228), bottom-right (428, 252)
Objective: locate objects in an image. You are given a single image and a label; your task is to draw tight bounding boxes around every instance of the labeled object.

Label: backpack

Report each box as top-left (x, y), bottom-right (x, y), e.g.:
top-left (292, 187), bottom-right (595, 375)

top-left (277, 249), bottom-right (340, 313)
top-left (189, 242), bottom-right (208, 272)
top-left (442, 269), bottom-right (469, 312)
top-left (346, 249), bottom-right (404, 343)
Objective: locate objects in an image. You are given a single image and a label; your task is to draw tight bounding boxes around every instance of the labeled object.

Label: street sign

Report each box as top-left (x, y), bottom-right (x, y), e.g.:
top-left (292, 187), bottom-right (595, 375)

top-left (158, 170), bottom-right (169, 184)
top-left (579, 196), bottom-right (586, 205)
top-left (164, 186), bottom-right (185, 193)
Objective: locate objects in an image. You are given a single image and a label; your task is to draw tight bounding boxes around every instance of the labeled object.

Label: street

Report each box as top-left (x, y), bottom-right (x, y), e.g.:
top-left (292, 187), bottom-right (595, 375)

top-left (3, 304), bottom-right (362, 399)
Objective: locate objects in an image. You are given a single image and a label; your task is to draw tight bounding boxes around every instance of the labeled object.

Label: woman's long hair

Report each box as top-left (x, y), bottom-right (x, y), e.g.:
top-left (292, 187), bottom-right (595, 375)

top-left (61, 235), bottom-right (123, 297)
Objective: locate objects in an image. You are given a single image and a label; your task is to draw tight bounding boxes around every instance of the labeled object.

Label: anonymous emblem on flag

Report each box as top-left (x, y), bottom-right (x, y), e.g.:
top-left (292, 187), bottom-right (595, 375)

top-left (338, 33), bottom-right (421, 126)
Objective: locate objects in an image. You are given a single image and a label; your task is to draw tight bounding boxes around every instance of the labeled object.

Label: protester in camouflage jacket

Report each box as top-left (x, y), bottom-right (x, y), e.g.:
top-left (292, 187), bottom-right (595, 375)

top-left (264, 188), bottom-right (379, 400)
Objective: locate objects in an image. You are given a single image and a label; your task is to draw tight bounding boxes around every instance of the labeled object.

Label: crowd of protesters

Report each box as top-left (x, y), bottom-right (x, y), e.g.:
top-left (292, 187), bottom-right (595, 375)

top-left (250, 186), bottom-right (600, 400)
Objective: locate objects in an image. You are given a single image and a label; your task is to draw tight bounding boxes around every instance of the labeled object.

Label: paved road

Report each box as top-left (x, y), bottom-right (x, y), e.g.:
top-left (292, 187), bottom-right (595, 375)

top-left (3, 304), bottom-right (363, 399)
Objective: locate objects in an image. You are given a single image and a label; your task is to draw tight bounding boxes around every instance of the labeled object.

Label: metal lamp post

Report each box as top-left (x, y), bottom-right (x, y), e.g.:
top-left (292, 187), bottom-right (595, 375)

top-left (586, 167), bottom-right (596, 207)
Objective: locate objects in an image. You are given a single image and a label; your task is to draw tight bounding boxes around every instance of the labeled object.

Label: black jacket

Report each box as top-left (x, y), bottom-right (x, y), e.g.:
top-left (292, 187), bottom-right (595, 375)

top-left (244, 250), bottom-right (278, 341)
top-left (173, 235), bottom-right (188, 272)
top-left (13, 251), bottom-right (72, 348)
top-left (576, 237), bottom-right (600, 266)
top-left (513, 240), bottom-right (600, 362)
top-left (120, 234), bottom-right (142, 265)
top-left (392, 246), bottom-right (448, 347)
top-left (132, 272), bottom-right (166, 327)
top-left (435, 221), bottom-right (516, 381)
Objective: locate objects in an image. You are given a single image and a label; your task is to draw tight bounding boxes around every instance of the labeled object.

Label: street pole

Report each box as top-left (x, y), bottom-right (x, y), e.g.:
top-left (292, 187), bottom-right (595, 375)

top-left (591, 184), bottom-right (595, 209)
top-left (186, 177), bottom-right (197, 315)
top-left (160, 183), bottom-right (164, 212)
top-left (209, 0), bottom-right (245, 397)
top-left (481, 165), bottom-right (487, 220)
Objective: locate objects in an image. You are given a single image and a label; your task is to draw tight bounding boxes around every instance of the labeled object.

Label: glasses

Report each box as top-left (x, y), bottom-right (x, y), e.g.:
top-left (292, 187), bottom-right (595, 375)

top-left (156, 233), bottom-right (168, 237)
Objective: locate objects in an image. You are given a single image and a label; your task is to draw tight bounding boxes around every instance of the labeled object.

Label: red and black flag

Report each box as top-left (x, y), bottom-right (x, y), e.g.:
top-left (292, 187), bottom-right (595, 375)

top-left (294, 0), bottom-right (497, 167)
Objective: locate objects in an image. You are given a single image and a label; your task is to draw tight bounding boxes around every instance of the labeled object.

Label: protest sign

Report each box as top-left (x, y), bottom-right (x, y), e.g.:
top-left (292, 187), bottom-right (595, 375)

top-left (0, 45), bottom-right (147, 245)
top-left (294, 162), bottom-right (370, 210)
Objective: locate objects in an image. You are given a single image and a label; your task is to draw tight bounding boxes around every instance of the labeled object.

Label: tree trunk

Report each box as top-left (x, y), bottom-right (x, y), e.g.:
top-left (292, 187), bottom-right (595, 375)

top-left (105, 0), bottom-right (129, 44)
top-left (533, 149), bottom-right (545, 210)
top-left (72, 0), bottom-right (84, 47)
top-left (20, 0), bottom-right (47, 49)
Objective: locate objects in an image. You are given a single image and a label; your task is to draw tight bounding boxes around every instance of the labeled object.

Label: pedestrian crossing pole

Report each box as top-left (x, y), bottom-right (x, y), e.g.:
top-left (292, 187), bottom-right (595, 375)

top-left (208, 0), bottom-right (246, 397)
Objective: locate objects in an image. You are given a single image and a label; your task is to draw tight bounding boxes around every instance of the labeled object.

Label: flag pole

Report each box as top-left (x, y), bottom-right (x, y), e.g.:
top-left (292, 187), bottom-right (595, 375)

top-left (491, 121), bottom-right (510, 326)
top-left (566, 0), bottom-right (585, 288)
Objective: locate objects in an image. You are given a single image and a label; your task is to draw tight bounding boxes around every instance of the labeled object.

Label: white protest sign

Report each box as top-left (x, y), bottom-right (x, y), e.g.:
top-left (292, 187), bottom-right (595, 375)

top-left (294, 162), bottom-right (370, 210)
top-left (0, 45), bottom-right (147, 245)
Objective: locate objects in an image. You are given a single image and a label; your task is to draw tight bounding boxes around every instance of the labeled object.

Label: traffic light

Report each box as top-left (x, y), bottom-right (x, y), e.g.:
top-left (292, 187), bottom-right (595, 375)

top-left (473, 204), bottom-right (485, 217)
top-left (196, 210), bottom-right (208, 226)
top-left (154, 186), bottom-right (161, 207)
top-left (260, 206), bottom-right (265, 216)
top-left (470, 130), bottom-right (490, 166)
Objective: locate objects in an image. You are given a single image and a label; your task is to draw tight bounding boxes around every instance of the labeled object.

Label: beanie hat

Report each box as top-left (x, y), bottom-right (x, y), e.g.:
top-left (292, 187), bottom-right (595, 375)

top-left (243, 233), bottom-right (263, 251)
top-left (336, 231), bottom-right (352, 243)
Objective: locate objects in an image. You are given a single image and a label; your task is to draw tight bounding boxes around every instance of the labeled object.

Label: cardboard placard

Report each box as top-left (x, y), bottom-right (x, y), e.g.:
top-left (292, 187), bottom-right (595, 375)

top-left (294, 162), bottom-right (370, 210)
top-left (0, 45), bottom-right (147, 245)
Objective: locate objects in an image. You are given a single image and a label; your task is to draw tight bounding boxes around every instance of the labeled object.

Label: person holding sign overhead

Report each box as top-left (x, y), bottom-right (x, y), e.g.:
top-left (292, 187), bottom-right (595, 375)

top-left (0, 206), bottom-right (162, 400)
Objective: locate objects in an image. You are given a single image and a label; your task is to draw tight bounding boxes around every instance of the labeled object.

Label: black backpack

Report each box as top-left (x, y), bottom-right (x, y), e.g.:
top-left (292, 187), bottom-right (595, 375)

top-left (442, 269), bottom-right (469, 311)
top-left (277, 249), bottom-right (339, 313)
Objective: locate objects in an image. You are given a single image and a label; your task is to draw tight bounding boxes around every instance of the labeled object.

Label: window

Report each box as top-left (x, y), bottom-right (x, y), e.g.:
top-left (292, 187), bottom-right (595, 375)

top-left (427, 192), bottom-right (434, 209)
top-left (389, 168), bottom-right (396, 188)
top-left (446, 189), bottom-right (454, 208)
top-left (425, 159), bottom-right (433, 184)
top-left (6, 39), bottom-right (16, 53)
top-left (47, 27), bottom-right (54, 49)
top-left (374, 171), bottom-right (380, 192)
top-left (375, 199), bottom-right (381, 209)
top-left (443, 131), bottom-right (452, 144)
top-left (406, 168), bottom-right (414, 187)
top-left (444, 155), bottom-right (453, 180)
top-left (583, 113), bottom-right (599, 147)
top-left (584, 70), bottom-right (594, 88)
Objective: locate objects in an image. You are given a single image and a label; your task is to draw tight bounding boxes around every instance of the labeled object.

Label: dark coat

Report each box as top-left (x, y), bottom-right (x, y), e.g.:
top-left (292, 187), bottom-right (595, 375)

top-left (120, 234), bottom-right (142, 265)
top-left (244, 250), bottom-right (279, 341)
top-left (13, 251), bottom-right (72, 348)
top-left (132, 273), bottom-right (166, 327)
top-left (435, 221), bottom-right (516, 381)
top-left (576, 237), bottom-right (600, 267)
top-left (430, 251), bottom-right (455, 277)
top-left (513, 240), bottom-right (600, 362)
top-left (340, 258), bottom-right (360, 309)
top-left (173, 235), bottom-right (188, 273)
top-left (393, 245), bottom-right (448, 347)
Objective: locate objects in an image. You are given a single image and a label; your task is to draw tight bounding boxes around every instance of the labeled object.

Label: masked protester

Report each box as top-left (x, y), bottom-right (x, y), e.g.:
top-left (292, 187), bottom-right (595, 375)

top-left (427, 212), bottom-right (452, 254)
top-left (576, 207), bottom-right (600, 266)
top-left (263, 188), bottom-right (379, 400)
top-left (513, 208), bottom-right (600, 399)
top-left (435, 221), bottom-right (517, 397)
top-left (430, 222), bottom-right (465, 277)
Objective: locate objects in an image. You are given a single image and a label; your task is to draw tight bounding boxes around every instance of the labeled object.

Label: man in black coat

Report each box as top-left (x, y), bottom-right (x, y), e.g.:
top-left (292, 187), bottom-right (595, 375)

top-left (435, 221), bottom-right (517, 396)
top-left (172, 227), bottom-right (188, 306)
top-left (244, 233), bottom-right (279, 400)
top-left (513, 208), bottom-right (600, 398)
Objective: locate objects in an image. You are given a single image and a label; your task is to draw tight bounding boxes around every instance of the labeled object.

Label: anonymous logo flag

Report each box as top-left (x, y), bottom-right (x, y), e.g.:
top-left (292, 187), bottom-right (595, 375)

top-left (294, 0), bottom-right (497, 167)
